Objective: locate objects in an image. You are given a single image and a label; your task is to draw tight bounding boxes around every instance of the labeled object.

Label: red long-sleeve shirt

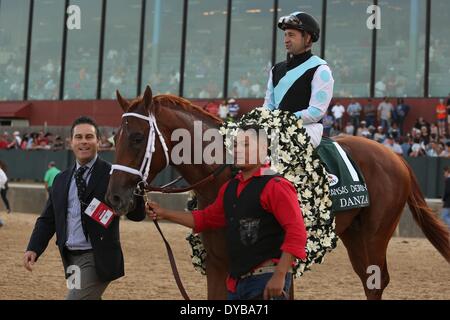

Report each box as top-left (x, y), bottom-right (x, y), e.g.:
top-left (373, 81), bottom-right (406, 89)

top-left (192, 166), bottom-right (307, 292)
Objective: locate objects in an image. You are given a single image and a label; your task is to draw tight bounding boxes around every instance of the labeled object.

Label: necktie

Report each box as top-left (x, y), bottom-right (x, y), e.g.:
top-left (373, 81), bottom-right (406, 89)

top-left (74, 166), bottom-right (89, 240)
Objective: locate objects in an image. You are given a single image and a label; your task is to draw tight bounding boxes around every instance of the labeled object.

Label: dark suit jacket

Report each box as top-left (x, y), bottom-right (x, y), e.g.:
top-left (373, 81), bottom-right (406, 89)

top-left (27, 157), bottom-right (146, 282)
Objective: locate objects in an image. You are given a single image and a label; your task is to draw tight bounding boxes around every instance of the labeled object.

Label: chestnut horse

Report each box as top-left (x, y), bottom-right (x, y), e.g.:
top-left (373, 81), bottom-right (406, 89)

top-left (106, 86), bottom-right (450, 300)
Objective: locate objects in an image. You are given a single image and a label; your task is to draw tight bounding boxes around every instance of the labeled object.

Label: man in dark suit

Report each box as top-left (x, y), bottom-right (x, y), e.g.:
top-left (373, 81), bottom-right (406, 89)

top-left (24, 116), bottom-right (146, 299)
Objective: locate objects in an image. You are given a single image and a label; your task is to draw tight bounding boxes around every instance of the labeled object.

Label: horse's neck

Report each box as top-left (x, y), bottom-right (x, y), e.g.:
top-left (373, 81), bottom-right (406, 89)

top-left (175, 163), bottom-right (231, 208)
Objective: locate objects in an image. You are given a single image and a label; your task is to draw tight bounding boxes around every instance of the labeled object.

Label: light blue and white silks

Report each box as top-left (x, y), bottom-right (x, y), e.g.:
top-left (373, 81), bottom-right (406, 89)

top-left (263, 55), bottom-right (334, 147)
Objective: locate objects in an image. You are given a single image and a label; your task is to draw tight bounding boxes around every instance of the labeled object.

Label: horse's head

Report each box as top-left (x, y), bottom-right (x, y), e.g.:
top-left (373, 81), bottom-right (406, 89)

top-left (106, 85), bottom-right (169, 215)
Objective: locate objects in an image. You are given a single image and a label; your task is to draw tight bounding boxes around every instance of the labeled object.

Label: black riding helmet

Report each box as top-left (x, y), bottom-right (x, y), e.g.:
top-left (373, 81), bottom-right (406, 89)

top-left (278, 11), bottom-right (320, 43)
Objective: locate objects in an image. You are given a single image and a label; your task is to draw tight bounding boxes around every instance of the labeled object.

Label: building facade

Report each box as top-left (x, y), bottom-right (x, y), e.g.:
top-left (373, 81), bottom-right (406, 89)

top-left (0, 0), bottom-right (449, 103)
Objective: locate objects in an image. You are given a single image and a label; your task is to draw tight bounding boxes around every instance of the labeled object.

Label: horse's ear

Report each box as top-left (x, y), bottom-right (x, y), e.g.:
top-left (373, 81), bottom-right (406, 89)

top-left (116, 90), bottom-right (129, 112)
top-left (143, 85), bottom-right (153, 111)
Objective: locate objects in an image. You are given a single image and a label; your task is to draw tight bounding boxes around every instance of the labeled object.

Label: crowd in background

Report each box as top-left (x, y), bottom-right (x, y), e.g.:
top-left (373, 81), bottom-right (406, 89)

top-left (323, 96), bottom-right (450, 158)
top-left (0, 130), bottom-right (115, 151)
top-left (2, 95), bottom-right (450, 159)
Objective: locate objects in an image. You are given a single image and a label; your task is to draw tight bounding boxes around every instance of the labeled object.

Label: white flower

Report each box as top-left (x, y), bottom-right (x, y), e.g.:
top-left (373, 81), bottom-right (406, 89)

top-left (321, 236), bottom-right (333, 247)
top-left (272, 117), bottom-right (281, 127)
top-left (260, 108), bottom-right (271, 119)
top-left (287, 125), bottom-right (297, 136)
top-left (315, 185), bottom-right (323, 195)
top-left (302, 189), bottom-right (313, 199)
top-left (271, 162), bottom-right (286, 173)
top-left (320, 210), bottom-right (331, 221)
top-left (307, 240), bottom-right (320, 252)
top-left (279, 150), bottom-right (292, 162)
top-left (219, 126), bottom-right (228, 136)
top-left (285, 174), bottom-right (301, 185)
top-left (297, 135), bottom-right (306, 145)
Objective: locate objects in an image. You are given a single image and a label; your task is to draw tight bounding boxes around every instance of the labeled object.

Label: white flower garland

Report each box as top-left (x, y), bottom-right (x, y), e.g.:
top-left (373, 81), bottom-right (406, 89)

top-left (187, 107), bottom-right (338, 278)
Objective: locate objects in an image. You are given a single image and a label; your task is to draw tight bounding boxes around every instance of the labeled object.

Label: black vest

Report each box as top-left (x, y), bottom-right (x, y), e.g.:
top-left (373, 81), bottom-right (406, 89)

top-left (272, 51), bottom-right (320, 113)
top-left (224, 175), bottom-right (285, 278)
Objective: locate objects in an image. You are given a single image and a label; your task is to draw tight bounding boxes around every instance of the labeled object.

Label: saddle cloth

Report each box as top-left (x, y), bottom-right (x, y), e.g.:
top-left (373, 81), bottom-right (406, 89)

top-left (316, 137), bottom-right (370, 212)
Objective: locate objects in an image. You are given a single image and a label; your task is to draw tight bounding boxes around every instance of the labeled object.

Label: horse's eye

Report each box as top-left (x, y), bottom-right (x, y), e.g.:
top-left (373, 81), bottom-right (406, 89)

top-left (129, 133), bottom-right (144, 144)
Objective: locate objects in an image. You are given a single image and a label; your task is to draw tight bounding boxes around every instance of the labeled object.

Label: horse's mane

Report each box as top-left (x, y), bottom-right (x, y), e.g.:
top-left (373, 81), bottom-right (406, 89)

top-left (153, 95), bottom-right (223, 125)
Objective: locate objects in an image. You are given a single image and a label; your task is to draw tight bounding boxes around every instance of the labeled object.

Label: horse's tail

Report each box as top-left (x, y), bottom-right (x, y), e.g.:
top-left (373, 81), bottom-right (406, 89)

top-left (400, 157), bottom-right (450, 263)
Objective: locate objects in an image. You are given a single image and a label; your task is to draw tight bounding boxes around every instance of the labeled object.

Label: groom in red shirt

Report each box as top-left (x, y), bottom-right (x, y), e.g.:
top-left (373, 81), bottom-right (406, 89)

top-left (146, 124), bottom-right (307, 300)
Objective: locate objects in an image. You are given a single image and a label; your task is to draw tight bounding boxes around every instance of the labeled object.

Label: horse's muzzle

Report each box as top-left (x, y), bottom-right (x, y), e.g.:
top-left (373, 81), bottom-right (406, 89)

top-left (106, 189), bottom-right (136, 216)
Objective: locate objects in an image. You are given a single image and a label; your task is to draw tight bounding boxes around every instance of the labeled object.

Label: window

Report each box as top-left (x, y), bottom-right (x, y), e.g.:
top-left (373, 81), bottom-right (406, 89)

top-left (375, 0), bottom-right (426, 97)
top-left (101, 0), bottom-right (141, 99)
top-left (429, 0), bottom-right (450, 97)
top-left (28, 0), bottom-right (65, 100)
top-left (228, 0), bottom-right (273, 99)
top-left (326, 0), bottom-right (372, 97)
top-left (63, 0), bottom-right (102, 100)
top-left (142, 0), bottom-right (182, 96)
top-left (184, 0), bottom-right (227, 99)
top-left (0, 0), bottom-right (29, 101)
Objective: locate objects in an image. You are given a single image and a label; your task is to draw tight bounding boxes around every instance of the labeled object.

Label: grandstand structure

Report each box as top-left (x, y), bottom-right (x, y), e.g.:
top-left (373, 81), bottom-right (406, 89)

top-left (0, 0), bottom-right (449, 128)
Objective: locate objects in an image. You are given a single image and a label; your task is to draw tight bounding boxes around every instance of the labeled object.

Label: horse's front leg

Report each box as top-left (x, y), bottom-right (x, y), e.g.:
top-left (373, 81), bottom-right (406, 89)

top-left (202, 230), bottom-right (229, 300)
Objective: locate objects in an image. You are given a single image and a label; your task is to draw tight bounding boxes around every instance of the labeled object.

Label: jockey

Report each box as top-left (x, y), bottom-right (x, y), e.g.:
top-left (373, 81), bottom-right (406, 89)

top-left (263, 11), bottom-right (334, 147)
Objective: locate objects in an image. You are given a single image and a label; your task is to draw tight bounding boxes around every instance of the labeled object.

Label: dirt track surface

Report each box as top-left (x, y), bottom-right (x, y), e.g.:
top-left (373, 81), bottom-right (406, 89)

top-left (0, 213), bottom-right (449, 300)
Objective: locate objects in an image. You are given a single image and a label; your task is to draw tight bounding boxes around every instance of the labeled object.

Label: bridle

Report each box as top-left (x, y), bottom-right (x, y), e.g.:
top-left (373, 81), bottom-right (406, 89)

top-left (109, 110), bottom-right (230, 300)
top-left (110, 111), bottom-right (229, 196)
top-left (110, 112), bottom-right (170, 187)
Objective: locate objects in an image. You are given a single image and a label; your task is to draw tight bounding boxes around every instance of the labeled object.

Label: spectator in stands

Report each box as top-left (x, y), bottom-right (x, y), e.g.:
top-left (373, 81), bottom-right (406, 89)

top-left (409, 137), bottom-right (426, 157)
top-left (373, 126), bottom-right (386, 143)
top-left (0, 161), bottom-right (11, 214)
top-left (356, 121), bottom-right (370, 138)
top-left (420, 126), bottom-right (430, 146)
top-left (44, 161), bottom-right (61, 195)
top-left (20, 134), bottom-right (29, 150)
top-left (394, 98), bottom-right (410, 135)
top-left (375, 78), bottom-right (386, 97)
top-left (430, 123), bottom-right (439, 137)
top-left (0, 134), bottom-right (9, 150)
top-left (228, 99), bottom-right (240, 120)
top-left (437, 142), bottom-right (446, 157)
top-left (377, 97), bottom-right (393, 131)
top-left (436, 99), bottom-right (447, 135)
top-left (440, 142), bottom-right (450, 158)
top-left (52, 136), bottom-right (65, 151)
top-left (218, 100), bottom-right (229, 121)
top-left (99, 136), bottom-right (114, 151)
top-left (426, 141), bottom-right (440, 157)
top-left (107, 132), bottom-right (116, 149)
top-left (363, 98), bottom-right (377, 128)
top-left (441, 167), bottom-right (450, 229)
top-left (12, 131), bottom-right (22, 149)
top-left (204, 101), bottom-right (219, 117)
top-left (328, 123), bottom-right (339, 137)
top-left (347, 99), bottom-right (362, 132)
top-left (414, 117), bottom-right (430, 133)
top-left (388, 122), bottom-right (400, 140)
top-left (383, 135), bottom-right (403, 155)
top-left (322, 110), bottom-right (334, 137)
top-left (344, 122), bottom-right (355, 136)
top-left (400, 136), bottom-right (412, 156)
top-left (331, 101), bottom-right (345, 131)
